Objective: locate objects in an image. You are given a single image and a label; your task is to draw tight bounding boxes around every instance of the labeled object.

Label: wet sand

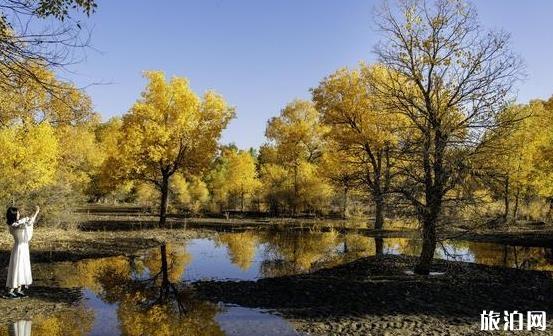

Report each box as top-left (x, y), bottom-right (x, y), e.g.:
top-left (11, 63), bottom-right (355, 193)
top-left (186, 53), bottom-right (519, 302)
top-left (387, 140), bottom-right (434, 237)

top-left (193, 255), bottom-right (553, 335)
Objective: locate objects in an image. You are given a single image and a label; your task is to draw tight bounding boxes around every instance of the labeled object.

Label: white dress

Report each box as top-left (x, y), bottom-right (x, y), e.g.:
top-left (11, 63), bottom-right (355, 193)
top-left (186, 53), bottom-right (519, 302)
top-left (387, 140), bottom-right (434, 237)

top-left (9, 320), bottom-right (32, 336)
top-left (6, 215), bottom-right (36, 289)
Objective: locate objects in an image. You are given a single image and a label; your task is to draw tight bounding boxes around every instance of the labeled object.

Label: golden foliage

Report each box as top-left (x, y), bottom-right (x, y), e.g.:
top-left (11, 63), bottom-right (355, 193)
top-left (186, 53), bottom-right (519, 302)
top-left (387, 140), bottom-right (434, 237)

top-left (32, 308), bottom-right (94, 336)
top-left (261, 100), bottom-right (332, 214)
top-left (114, 71), bottom-right (234, 182)
top-left (218, 231), bottom-right (258, 270)
top-left (143, 243), bottom-right (191, 283)
top-left (0, 122), bottom-right (58, 196)
top-left (206, 147), bottom-right (261, 211)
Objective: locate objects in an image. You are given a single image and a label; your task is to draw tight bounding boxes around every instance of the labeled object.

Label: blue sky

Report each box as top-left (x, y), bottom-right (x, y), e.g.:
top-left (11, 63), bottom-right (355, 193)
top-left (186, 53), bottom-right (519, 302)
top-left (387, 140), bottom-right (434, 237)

top-left (62, 0), bottom-right (553, 149)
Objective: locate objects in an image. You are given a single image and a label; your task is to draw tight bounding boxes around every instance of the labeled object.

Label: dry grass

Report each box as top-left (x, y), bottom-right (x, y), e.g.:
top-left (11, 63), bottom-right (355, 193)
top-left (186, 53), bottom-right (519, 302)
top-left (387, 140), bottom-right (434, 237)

top-left (0, 226), bottom-right (205, 265)
top-left (456, 199), bottom-right (552, 225)
top-left (0, 227), bottom-right (194, 248)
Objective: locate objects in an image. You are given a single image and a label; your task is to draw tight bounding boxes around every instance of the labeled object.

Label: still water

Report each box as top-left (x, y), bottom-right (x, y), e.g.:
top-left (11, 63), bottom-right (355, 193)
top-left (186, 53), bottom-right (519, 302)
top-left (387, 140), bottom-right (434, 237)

top-left (4, 230), bottom-right (552, 335)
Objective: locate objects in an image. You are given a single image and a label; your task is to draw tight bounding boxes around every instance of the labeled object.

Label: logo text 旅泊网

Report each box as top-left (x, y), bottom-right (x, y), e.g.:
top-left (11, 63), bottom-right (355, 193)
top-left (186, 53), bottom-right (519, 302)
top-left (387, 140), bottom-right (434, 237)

top-left (481, 311), bottom-right (547, 331)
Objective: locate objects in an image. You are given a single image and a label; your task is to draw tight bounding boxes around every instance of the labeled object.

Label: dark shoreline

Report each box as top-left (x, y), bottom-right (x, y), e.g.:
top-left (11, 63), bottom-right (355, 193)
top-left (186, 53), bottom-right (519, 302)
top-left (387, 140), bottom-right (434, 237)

top-left (193, 254), bottom-right (553, 335)
top-left (80, 217), bottom-right (553, 249)
top-left (451, 230), bottom-right (553, 247)
top-left (79, 204), bottom-right (553, 247)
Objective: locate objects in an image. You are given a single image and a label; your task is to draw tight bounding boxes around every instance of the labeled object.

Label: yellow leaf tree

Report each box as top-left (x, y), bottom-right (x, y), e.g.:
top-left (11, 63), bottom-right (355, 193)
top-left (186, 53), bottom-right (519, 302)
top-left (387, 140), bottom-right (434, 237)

top-left (312, 64), bottom-right (404, 228)
top-left (224, 148), bottom-right (261, 211)
top-left (0, 122), bottom-right (59, 201)
top-left (258, 160), bottom-right (290, 215)
top-left (373, 0), bottom-right (523, 274)
top-left (534, 97), bottom-right (553, 220)
top-left (263, 99), bottom-right (331, 215)
top-left (482, 100), bottom-right (553, 221)
top-left (88, 117), bottom-right (135, 202)
top-left (114, 71), bottom-right (234, 226)
top-left (56, 122), bottom-right (104, 193)
top-left (206, 146), bottom-right (261, 212)
top-left (205, 151), bottom-right (231, 213)
top-left (0, 63), bottom-right (96, 223)
top-left (0, 65), bottom-right (94, 127)
top-left (318, 145), bottom-right (360, 219)
top-left (171, 173), bottom-right (210, 214)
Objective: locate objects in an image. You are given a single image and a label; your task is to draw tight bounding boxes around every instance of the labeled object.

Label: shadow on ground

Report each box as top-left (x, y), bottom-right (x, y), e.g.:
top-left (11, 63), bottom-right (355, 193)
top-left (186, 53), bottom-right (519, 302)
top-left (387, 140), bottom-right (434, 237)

top-left (193, 255), bottom-right (553, 320)
top-left (0, 237), bottom-right (161, 264)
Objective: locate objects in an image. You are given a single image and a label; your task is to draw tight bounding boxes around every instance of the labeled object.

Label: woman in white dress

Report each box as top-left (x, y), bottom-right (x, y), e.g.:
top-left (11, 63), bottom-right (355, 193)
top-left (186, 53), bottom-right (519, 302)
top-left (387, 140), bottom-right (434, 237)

top-left (5, 206), bottom-right (39, 299)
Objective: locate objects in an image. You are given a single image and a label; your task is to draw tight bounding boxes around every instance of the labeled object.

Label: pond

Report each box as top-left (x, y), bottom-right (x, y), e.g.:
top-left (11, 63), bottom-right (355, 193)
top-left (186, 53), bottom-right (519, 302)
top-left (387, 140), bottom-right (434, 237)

top-left (5, 230), bottom-right (553, 335)
top-left (180, 232), bottom-right (553, 280)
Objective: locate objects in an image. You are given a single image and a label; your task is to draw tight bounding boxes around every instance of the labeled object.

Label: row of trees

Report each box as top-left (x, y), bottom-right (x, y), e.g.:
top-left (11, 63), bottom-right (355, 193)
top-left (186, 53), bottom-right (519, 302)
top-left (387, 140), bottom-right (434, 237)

top-left (3, 64), bottom-right (550, 227)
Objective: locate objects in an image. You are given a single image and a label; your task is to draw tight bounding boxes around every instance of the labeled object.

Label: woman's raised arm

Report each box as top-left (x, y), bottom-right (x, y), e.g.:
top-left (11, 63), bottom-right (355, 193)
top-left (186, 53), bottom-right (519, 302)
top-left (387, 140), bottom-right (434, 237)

top-left (29, 205), bottom-right (40, 225)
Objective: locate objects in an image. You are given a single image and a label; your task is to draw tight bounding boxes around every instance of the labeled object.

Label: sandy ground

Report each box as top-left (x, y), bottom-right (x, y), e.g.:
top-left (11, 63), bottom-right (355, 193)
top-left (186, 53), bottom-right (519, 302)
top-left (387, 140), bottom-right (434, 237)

top-left (193, 255), bottom-right (553, 335)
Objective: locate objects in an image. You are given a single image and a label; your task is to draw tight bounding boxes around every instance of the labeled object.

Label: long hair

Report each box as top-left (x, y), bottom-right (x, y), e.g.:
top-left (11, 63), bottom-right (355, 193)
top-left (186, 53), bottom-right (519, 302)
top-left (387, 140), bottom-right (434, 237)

top-left (6, 207), bottom-right (18, 225)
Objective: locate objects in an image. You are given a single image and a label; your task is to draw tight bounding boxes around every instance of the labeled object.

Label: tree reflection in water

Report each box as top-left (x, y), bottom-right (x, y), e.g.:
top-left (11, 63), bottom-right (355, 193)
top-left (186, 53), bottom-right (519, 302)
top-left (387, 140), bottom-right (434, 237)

top-left (0, 308), bottom-right (93, 336)
top-left (32, 242), bottom-right (223, 336)
top-left (216, 231), bottom-right (387, 277)
top-left (194, 231), bottom-right (553, 278)
top-left (259, 231), bottom-right (339, 277)
top-left (342, 234), bottom-right (384, 256)
top-left (95, 243), bottom-right (224, 336)
top-left (467, 242), bottom-right (553, 271)
top-left (216, 232), bottom-right (258, 270)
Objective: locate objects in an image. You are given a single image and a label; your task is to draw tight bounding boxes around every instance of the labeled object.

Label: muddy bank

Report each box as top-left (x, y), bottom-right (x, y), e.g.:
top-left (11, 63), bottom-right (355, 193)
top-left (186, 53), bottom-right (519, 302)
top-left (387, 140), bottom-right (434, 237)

top-left (0, 227), bottom-right (203, 264)
top-left (78, 203), bottom-right (418, 234)
top-left (79, 204), bottom-right (553, 247)
top-left (79, 215), bottom-right (419, 237)
top-left (450, 229), bottom-right (553, 247)
top-left (80, 207), bottom-right (553, 246)
top-left (193, 255), bottom-right (553, 335)
top-left (0, 287), bottom-right (82, 323)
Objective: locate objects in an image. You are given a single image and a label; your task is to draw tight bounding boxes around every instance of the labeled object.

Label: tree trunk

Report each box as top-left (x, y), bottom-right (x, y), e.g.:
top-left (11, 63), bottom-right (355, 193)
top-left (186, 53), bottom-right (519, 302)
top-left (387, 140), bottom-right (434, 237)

top-left (512, 188), bottom-right (520, 221)
top-left (414, 215), bottom-right (437, 275)
top-left (342, 186), bottom-right (349, 219)
top-left (271, 200), bottom-right (279, 217)
top-left (373, 194), bottom-right (384, 230)
top-left (159, 244), bottom-right (170, 302)
top-left (241, 192), bottom-right (245, 213)
top-left (343, 237), bottom-right (349, 254)
top-left (415, 133), bottom-right (442, 275)
top-left (546, 197), bottom-right (553, 222)
top-left (503, 177), bottom-right (510, 221)
top-left (375, 237), bottom-right (384, 256)
top-left (160, 244), bottom-right (169, 285)
top-left (292, 163), bottom-right (299, 216)
top-left (159, 175), bottom-right (170, 228)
